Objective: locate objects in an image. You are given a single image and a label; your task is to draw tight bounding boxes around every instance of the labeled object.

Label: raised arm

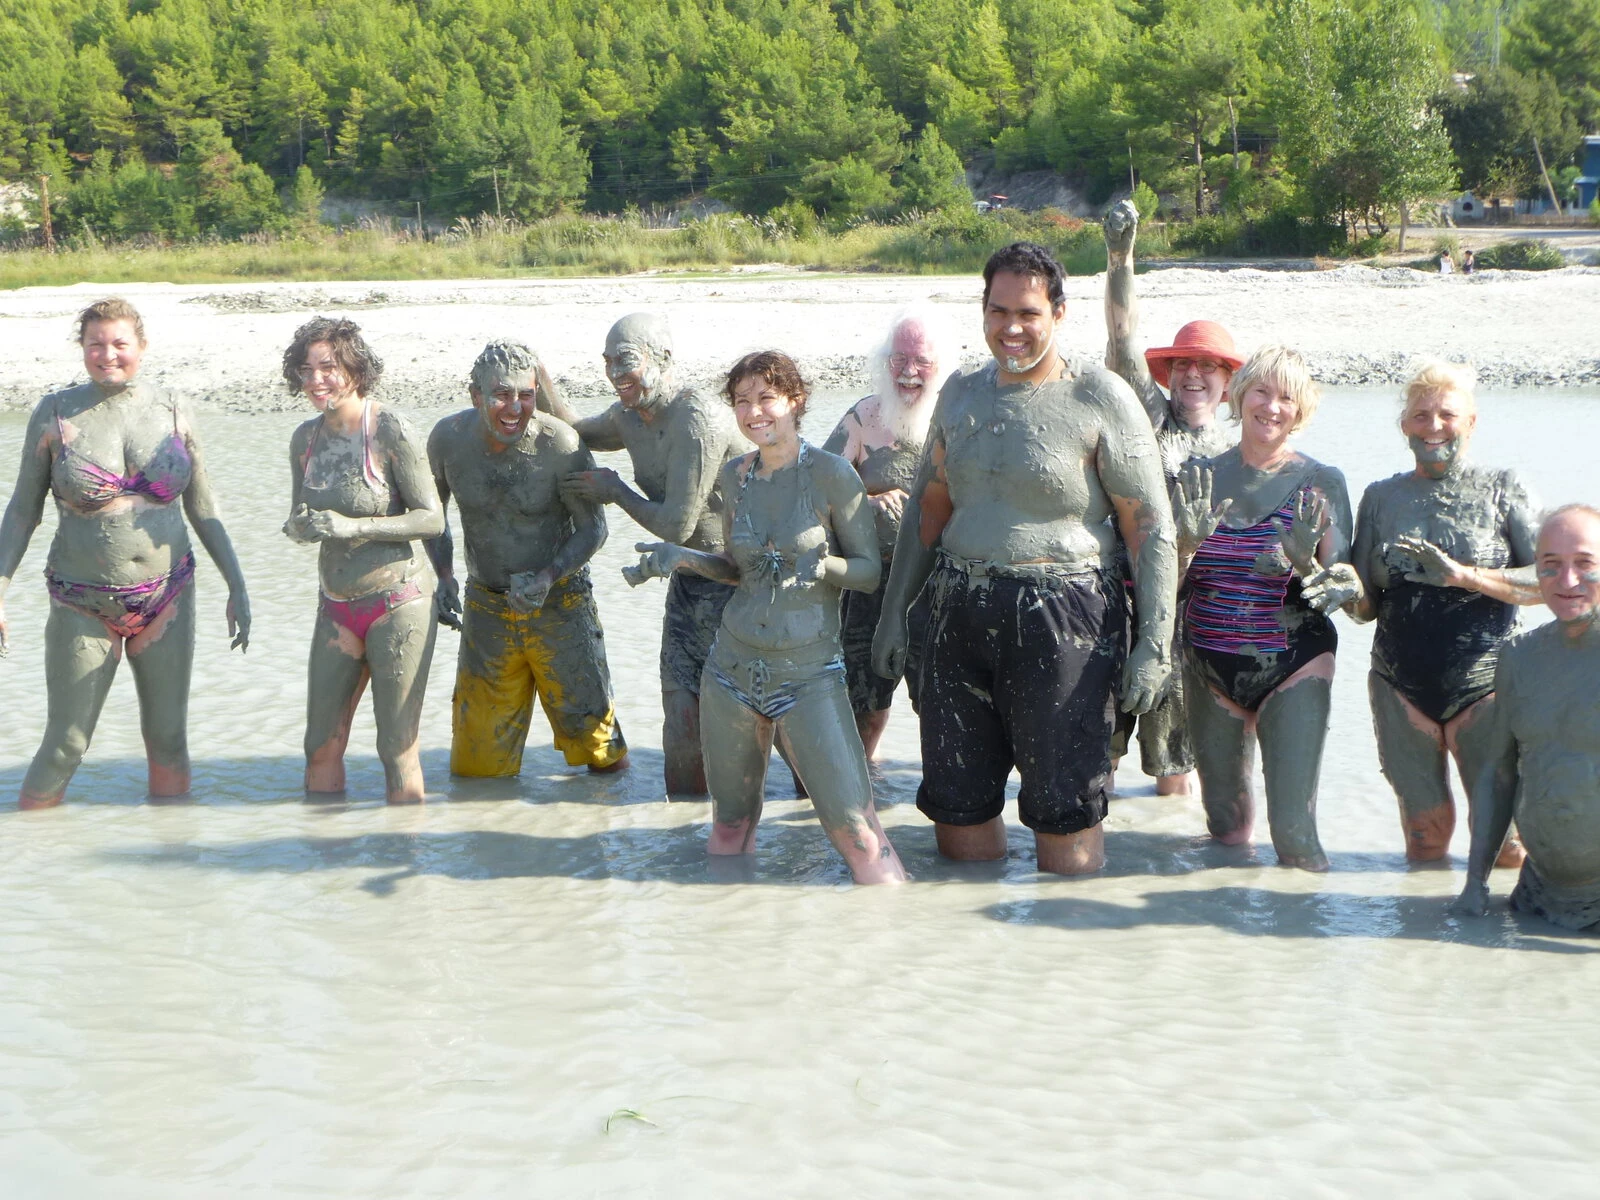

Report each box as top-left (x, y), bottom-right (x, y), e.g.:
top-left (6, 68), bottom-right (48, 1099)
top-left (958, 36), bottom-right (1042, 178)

top-left (0, 399), bottom-right (57, 654)
top-left (422, 421), bottom-right (460, 628)
top-left (1103, 200), bottom-right (1168, 432)
top-left (176, 401), bottom-right (250, 650)
top-left (1453, 655), bottom-right (1519, 916)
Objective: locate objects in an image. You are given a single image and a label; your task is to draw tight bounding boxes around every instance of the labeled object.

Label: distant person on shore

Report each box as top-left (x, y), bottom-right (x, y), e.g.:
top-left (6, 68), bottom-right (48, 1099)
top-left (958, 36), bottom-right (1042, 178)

top-left (822, 302), bottom-right (957, 760)
top-left (1452, 505), bottom-right (1600, 929)
top-left (626, 351), bottom-right (905, 883)
top-left (282, 317), bottom-right (444, 804)
top-left (1310, 360), bottom-right (1540, 863)
top-left (1103, 198), bottom-right (1243, 796)
top-left (1439, 250), bottom-right (1454, 275)
top-left (1462, 249), bottom-right (1476, 275)
top-left (426, 340), bottom-right (628, 780)
top-left (872, 241), bottom-right (1177, 875)
top-left (548, 314), bottom-right (747, 797)
top-left (0, 298), bottom-right (251, 808)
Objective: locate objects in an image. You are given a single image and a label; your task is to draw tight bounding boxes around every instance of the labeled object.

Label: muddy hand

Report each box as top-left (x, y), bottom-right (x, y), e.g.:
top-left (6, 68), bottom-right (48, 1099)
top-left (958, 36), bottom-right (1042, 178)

top-left (1301, 562), bottom-right (1363, 613)
top-left (435, 576), bottom-right (462, 629)
top-left (1104, 198), bottom-right (1139, 256)
top-left (1395, 534), bottom-right (1473, 590)
top-left (508, 569), bottom-right (553, 614)
top-left (283, 502), bottom-right (316, 543)
top-left (0, 600), bottom-right (10, 658)
top-left (625, 541), bottom-right (680, 587)
top-left (1273, 488), bottom-right (1329, 577)
top-left (227, 589), bottom-right (251, 652)
top-left (561, 468), bottom-right (624, 505)
top-left (870, 489), bottom-right (906, 522)
top-left (1120, 636), bottom-right (1170, 715)
top-left (1173, 463), bottom-right (1230, 558)
top-left (871, 610), bottom-right (907, 680)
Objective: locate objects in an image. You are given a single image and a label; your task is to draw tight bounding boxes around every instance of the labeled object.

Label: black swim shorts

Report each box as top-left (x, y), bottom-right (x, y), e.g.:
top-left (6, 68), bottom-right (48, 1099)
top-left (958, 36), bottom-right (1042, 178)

top-left (916, 555), bottom-right (1126, 835)
top-left (661, 571), bottom-right (733, 696)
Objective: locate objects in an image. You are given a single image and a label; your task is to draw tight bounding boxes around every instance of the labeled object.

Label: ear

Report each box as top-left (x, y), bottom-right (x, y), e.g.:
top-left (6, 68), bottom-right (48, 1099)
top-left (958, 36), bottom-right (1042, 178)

top-left (469, 385), bottom-right (483, 405)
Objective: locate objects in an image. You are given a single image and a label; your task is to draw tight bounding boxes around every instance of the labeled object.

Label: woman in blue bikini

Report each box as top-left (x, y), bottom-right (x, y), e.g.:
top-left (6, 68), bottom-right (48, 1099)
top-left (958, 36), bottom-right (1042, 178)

top-left (0, 297), bottom-right (251, 808)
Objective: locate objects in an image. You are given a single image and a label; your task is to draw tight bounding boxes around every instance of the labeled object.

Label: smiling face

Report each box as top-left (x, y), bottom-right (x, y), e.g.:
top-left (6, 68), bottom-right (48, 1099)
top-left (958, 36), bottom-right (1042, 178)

top-left (603, 343), bottom-right (662, 411)
top-left (1537, 510), bottom-right (1600, 627)
top-left (1402, 387), bottom-right (1476, 475)
top-left (81, 318), bottom-right (145, 388)
top-left (731, 373), bottom-right (800, 451)
top-left (887, 322), bottom-right (940, 408)
top-left (1238, 376), bottom-right (1299, 453)
top-left (298, 340), bottom-right (358, 412)
top-left (473, 364), bottom-right (538, 447)
top-left (983, 271), bottom-right (1063, 378)
top-left (1167, 356), bottom-right (1231, 429)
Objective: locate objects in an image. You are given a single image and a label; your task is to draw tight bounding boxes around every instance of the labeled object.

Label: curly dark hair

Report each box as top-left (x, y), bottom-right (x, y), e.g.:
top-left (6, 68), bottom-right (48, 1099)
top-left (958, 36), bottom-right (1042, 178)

top-left (75, 297), bottom-right (147, 346)
top-left (281, 316), bottom-right (384, 397)
top-left (723, 350), bottom-right (810, 429)
top-left (981, 241), bottom-right (1066, 310)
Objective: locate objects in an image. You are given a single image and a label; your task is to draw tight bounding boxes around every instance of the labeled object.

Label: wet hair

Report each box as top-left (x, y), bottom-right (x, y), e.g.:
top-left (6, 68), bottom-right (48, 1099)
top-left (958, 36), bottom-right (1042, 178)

top-left (281, 316), bottom-right (383, 397)
top-left (75, 297), bottom-right (146, 346)
top-left (723, 350), bottom-right (809, 430)
top-left (470, 339), bottom-right (541, 395)
top-left (1226, 344), bottom-right (1321, 433)
top-left (1401, 358), bottom-right (1476, 416)
top-left (982, 242), bottom-right (1066, 310)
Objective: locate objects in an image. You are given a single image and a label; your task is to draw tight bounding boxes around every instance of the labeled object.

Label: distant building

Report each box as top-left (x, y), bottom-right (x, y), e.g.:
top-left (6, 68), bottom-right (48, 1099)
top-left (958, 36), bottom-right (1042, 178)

top-left (1578, 136), bottom-right (1600, 210)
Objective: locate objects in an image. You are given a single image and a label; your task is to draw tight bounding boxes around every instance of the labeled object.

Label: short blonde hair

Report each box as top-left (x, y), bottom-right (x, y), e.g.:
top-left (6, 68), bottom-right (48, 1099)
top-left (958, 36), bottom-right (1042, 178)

top-left (1402, 358), bottom-right (1476, 416)
top-left (1226, 344), bottom-right (1320, 432)
top-left (76, 297), bottom-right (146, 346)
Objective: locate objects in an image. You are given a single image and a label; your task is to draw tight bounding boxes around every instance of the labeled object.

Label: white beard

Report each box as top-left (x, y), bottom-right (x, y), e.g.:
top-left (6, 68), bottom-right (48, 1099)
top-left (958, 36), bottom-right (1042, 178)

top-left (868, 358), bottom-right (938, 447)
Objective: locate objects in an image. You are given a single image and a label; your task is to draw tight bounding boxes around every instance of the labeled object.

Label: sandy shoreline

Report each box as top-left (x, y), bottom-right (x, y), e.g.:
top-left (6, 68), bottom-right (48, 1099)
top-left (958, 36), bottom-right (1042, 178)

top-left (1, 264), bottom-right (1596, 414)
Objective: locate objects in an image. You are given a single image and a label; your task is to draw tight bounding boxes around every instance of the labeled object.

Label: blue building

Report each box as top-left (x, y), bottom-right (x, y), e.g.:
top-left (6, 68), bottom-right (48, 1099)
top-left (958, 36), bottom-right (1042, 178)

top-left (1578, 136), bottom-right (1600, 210)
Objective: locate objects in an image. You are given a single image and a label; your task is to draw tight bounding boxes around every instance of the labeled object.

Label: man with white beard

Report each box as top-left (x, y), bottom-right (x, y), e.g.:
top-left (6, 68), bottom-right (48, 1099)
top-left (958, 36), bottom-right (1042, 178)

top-left (823, 304), bottom-right (959, 759)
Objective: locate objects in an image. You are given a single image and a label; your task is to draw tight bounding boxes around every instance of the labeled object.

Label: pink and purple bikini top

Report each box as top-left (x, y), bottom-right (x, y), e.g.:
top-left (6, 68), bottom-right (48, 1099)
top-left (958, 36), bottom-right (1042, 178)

top-left (51, 391), bottom-right (192, 511)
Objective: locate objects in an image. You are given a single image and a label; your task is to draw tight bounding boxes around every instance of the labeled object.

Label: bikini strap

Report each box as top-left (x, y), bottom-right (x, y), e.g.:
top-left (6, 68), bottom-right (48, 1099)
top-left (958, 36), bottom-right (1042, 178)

top-left (361, 397), bottom-right (384, 491)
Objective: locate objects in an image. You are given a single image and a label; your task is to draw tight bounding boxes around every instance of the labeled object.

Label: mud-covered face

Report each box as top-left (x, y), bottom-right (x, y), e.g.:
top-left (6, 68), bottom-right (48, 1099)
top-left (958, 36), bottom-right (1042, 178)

top-left (887, 324), bottom-right (939, 408)
top-left (1537, 512), bottom-right (1600, 626)
top-left (81, 319), bottom-right (145, 387)
top-left (298, 340), bottom-right (358, 412)
top-left (983, 271), bottom-right (1062, 377)
top-left (731, 374), bottom-right (799, 450)
top-left (1238, 377), bottom-right (1298, 453)
top-left (1402, 388), bottom-right (1476, 473)
top-left (1168, 357), bottom-right (1230, 429)
top-left (604, 343), bottom-right (662, 411)
top-left (473, 365), bottom-right (538, 446)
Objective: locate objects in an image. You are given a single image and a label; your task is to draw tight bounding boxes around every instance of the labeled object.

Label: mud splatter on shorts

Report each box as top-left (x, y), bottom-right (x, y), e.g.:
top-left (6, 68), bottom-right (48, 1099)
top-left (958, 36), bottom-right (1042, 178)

top-left (839, 568), bottom-right (930, 715)
top-left (661, 571), bottom-right (733, 696)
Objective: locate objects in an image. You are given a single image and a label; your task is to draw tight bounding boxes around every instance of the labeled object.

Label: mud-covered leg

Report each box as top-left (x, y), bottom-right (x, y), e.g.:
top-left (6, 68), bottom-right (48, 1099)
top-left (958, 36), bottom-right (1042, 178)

top-left (698, 677), bottom-right (770, 854)
top-left (1139, 686), bottom-right (1195, 795)
top-left (1449, 693), bottom-right (1525, 869)
top-left (1256, 654), bottom-right (1334, 872)
top-left (364, 596), bottom-right (437, 804)
top-left (855, 707), bottom-right (892, 761)
top-left (304, 606), bottom-right (370, 795)
top-left (20, 604), bottom-right (122, 808)
top-left (126, 582), bottom-right (196, 798)
top-left (780, 675), bottom-right (905, 884)
top-left (1184, 656), bottom-right (1257, 844)
top-left (1369, 671), bottom-right (1453, 861)
top-left (662, 687), bottom-right (708, 798)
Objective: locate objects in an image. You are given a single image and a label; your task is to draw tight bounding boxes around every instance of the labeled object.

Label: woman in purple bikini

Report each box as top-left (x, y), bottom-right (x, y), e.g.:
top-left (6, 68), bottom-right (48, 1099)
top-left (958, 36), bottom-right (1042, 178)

top-left (0, 297), bottom-right (251, 808)
top-left (282, 317), bottom-right (443, 803)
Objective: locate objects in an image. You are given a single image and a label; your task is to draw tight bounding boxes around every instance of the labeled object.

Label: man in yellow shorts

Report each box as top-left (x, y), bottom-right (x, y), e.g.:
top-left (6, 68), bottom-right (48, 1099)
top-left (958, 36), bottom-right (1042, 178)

top-left (425, 340), bottom-right (628, 777)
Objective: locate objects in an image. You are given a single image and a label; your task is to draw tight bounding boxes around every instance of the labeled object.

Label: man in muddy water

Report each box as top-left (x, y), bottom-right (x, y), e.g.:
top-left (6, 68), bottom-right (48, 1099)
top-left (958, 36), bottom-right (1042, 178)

top-left (822, 302), bottom-right (958, 761)
top-left (1453, 505), bottom-right (1600, 930)
top-left (549, 313), bottom-right (747, 797)
top-left (426, 340), bottom-right (628, 779)
top-left (872, 241), bottom-right (1178, 875)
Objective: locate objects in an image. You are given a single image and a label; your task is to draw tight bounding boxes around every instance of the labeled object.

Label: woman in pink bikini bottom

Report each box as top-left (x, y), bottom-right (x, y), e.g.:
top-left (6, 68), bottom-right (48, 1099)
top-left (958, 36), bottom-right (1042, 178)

top-left (282, 317), bottom-right (444, 804)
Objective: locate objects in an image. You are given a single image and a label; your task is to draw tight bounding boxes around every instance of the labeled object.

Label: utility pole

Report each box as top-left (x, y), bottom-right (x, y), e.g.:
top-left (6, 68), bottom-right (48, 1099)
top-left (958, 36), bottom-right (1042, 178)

top-left (37, 174), bottom-right (55, 252)
top-left (416, 200), bottom-right (424, 240)
top-left (493, 167), bottom-right (502, 220)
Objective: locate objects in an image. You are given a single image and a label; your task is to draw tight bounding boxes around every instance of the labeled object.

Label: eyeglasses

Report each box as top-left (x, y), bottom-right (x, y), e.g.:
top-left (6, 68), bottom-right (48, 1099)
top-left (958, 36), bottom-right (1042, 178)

top-left (1169, 357), bottom-right (1224, 375)
top-left (297, 363), bottom-right (346, 381)
top-left (889, 354), bottom-right (936, 372)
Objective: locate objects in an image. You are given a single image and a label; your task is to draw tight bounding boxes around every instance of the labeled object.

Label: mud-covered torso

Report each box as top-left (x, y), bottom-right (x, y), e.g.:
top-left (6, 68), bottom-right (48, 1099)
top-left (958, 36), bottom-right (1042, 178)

top-left (1502, 624), bottom-right (1600, 888)
top-left (937, 360), bottom-right (1130, 570)
top-left (43, 380), bottom-right (195, 585)
top-left (720, 445), bottom-right (841, 651)
top-left (618, 387), bottom-right (744, 554)
top-left (856, 439), bottom-right (922, 557)
top-left (1360, 466), bottom-right (1535, 712)
top-left (1157, 415), bottom-right (1233, 480)
top-left (433, 412), bottom-right (584, 589)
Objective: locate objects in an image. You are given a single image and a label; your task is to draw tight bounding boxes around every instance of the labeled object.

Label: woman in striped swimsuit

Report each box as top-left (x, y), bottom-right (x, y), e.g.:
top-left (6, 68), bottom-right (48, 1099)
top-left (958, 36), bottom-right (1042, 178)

top-left (1172, 346), bottom-right (1358, 871)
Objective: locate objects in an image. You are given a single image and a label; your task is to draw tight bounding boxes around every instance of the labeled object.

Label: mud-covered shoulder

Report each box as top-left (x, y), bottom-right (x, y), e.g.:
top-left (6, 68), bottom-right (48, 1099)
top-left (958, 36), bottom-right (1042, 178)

top-left (1302, 458), bottom-right (1351, 504)
top-left (532, 412), bottom-right (584, 454)
top-left (807, 442), bottom-right (867, 500)
top-left (289, 414), bottom-right (321, 455)
top-left (718, 453), bottom-right (754, 497)
top-left (373, 405), bottom-right (426, 449)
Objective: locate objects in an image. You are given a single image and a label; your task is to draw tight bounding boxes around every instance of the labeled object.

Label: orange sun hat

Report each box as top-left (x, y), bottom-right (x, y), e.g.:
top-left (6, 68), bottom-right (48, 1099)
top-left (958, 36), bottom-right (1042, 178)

top-left (1143, 320), bottom-right (1244, 389)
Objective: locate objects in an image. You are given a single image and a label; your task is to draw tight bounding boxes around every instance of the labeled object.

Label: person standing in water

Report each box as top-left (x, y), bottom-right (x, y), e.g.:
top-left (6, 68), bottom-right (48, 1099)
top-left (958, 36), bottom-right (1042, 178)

top-left (1452, 505), bottom-right (1600, 929)
top-left (872, 242), bottom-right (1178, 876)
top-left (1103, 199), bottom-right (1243, 796)
top-left (550, 313), bottom-right (747, 797)
top-left (282, 317), bottom-right (444, 804)
top-left (1172, 346), bottom-right (1358, 872)
top-left (1310, 361), bottom-right (1539, 863)
top-left (0, 298), bottom-right (250, 808)
top-left (821, 302), bottom-right (958, 760)
top-left (426, 340), bottom-right (628, 779)
top-left (627, 351), bottom-right (904, 883)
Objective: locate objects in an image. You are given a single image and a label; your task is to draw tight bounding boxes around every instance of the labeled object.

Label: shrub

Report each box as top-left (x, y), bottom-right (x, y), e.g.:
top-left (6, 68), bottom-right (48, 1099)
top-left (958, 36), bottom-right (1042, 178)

top-left (1475, 238), bottom-right (1565, 270)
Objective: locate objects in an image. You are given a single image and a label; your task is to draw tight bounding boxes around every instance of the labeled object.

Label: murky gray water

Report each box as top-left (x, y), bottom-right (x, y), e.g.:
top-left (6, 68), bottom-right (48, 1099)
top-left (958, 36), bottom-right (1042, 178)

top-left (3, 388), bottom-right (1599, 1196)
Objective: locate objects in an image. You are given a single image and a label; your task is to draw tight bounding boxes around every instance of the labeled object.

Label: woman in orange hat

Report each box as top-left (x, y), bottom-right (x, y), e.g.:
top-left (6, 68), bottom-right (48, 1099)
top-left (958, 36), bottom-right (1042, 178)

top-left (1103, 198), bottom-right (1244, 796)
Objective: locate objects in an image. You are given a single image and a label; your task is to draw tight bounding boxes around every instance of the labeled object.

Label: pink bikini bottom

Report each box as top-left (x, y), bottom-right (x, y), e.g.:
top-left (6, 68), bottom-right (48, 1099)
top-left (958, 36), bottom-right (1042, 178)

top-left (320, 580), bottom-right (426, 641)
top-left (44, 552), bottom-right (196, 640)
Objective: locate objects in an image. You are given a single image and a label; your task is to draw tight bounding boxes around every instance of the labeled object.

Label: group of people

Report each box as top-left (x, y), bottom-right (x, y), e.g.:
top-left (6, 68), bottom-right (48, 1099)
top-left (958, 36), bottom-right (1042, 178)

top-left (2, 205), bottom-right (1596, 926)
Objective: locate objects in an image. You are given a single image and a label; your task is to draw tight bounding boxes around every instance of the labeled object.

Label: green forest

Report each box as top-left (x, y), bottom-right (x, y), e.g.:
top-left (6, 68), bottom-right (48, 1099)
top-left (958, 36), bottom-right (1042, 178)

top-left (1, 0), bottom-right (1596, 255)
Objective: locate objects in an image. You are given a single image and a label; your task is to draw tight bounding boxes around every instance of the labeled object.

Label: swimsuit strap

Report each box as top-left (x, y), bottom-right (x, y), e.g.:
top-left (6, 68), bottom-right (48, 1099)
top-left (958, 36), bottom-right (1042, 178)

top-left (360, 396), bottom-right (384, 491)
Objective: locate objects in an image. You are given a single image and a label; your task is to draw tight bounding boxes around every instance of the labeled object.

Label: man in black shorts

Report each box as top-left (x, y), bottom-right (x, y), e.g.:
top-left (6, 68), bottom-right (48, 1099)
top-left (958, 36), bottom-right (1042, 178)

top-left (873, 243), bottom-right (1177, 874)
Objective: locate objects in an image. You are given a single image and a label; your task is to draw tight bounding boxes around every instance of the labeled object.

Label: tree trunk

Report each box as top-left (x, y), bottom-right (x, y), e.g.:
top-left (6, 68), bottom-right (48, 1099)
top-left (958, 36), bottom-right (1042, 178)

top-left (1532, 135), bottom-right (1563, 215)
top-left (1398, 199), bottom-right (1409, 251)
top-left (1227, 96), bottom-right (1240, 172)
top-left (1193, 129), bottom-right (1204, 217)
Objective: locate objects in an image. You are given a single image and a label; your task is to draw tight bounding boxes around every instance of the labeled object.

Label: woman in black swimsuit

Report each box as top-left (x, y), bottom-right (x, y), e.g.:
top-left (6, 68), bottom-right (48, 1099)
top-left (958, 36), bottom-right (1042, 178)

top-left (1328, 361), bottom-right (1540, 862)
